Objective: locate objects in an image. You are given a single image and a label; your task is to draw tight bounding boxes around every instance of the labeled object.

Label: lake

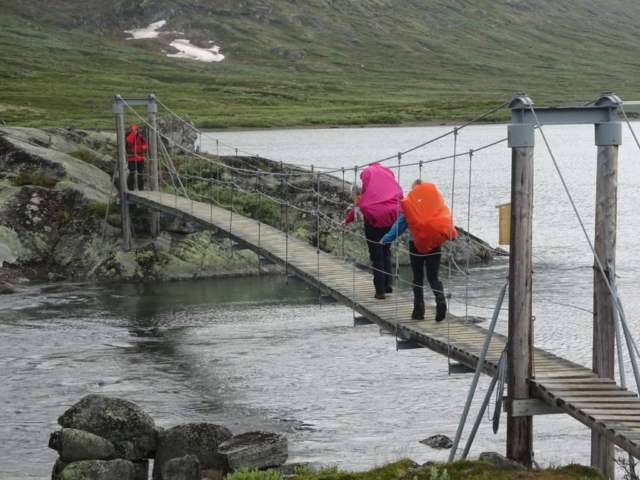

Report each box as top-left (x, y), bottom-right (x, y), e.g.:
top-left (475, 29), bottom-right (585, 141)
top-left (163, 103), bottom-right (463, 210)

top-left (2, 121), bottom-right (640, 478)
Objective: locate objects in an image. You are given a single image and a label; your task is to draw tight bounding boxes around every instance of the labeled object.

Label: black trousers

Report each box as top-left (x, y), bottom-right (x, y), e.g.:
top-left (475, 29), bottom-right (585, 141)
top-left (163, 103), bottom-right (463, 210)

top-left (364, 225), bottom-right (393, 295)
top-left (127, 160), bottom-right (144, 191)
top-left (409, 241), bottom-right (444, 303)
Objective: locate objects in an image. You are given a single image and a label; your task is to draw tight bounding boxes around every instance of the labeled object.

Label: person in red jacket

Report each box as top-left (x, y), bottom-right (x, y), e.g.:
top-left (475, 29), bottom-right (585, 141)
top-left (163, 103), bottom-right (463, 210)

top-left (125, 124), bottom-right (148, 190)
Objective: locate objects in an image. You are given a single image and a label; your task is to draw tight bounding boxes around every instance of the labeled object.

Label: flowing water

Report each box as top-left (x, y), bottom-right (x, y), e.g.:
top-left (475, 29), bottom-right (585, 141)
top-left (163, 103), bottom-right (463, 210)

top-left (3, 122), bottom-right (640, 478)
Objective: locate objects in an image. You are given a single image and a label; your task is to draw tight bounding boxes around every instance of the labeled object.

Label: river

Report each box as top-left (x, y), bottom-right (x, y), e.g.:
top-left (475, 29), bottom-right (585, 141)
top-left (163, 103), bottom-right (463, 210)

top-left (3, 122), bottom-right (640, 478)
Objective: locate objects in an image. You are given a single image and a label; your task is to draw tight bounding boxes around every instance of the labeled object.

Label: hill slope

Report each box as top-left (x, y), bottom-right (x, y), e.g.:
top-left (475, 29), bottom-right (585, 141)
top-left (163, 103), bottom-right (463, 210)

top-left (1, 0), bottom-right (640, 128)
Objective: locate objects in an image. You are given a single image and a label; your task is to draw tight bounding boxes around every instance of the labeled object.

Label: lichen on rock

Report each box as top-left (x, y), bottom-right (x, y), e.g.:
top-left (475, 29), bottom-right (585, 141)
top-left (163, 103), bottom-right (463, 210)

top-left (57, 394), bottom-right (158, 460)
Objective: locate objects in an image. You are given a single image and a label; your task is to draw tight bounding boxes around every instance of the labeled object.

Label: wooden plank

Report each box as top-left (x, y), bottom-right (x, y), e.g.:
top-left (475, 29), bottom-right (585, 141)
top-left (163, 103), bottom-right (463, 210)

top-left (567, 400), bottom-right (640, 406)
top-left (580, 410), bottom-right (640, 416)
top-left (536, 378), bottom-right (615, 384)
top-left (554, 391), bottom-right (639, 398)
top-left (538, 384), bottom-right (626, 391)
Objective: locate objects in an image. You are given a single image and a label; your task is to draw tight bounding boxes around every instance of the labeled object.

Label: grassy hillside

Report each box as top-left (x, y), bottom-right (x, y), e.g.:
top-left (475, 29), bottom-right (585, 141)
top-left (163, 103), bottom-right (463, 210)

top-left (1, 0), bottom-right (640, 128)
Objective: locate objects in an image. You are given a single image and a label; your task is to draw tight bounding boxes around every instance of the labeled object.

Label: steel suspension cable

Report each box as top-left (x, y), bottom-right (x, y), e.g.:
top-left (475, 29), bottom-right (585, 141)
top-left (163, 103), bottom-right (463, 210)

top-left (447, 128), bottom-right (459, 372)
top-left (464, 150), bottom-right (474, 319)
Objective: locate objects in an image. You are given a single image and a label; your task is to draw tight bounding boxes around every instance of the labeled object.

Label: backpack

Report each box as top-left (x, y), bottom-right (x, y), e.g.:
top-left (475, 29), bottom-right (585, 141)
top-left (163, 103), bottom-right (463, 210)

top-left (401, 182), bottom-right (457, 254)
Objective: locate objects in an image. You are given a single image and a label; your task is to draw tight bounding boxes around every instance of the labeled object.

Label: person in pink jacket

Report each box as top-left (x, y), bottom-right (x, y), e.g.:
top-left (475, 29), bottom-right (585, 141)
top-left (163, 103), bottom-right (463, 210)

top-left (341, 163), bottom-right (404, 299)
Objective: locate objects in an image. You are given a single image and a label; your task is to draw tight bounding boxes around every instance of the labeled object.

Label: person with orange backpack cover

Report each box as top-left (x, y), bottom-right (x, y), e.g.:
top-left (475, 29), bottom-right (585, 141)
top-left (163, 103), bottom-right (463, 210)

top-left (380, 179), bottom-right (457, 321)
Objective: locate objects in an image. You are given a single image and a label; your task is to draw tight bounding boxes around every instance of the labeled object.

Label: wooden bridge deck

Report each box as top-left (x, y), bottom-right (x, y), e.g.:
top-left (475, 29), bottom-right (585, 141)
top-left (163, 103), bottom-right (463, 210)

top-left (129, 190), bottom-right (640, 459)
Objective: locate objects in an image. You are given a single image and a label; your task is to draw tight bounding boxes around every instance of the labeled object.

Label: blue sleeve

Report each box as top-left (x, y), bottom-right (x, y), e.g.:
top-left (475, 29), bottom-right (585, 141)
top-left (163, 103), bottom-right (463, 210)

top-left (381, 213), bottom-right (408, 243)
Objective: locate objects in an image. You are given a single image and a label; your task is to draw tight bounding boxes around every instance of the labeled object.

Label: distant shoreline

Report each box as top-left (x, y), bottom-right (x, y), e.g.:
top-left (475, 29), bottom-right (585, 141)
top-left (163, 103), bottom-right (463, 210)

top-left (200, 119), bottom-right (507, 133)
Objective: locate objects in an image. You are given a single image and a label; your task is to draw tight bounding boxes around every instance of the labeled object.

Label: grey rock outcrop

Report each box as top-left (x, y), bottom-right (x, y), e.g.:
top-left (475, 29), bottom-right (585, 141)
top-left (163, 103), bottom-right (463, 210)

top-left (419, 434), bottom-right (452, 449)
top-left (49, 428), bottom-right (115, 462)
top-left (162, 454), bottom-right (202, 480)
top-left (218, 431), bottom-right (288, 471)
top-left (478, 451), bottom-right (526, 471)
top-left (157, 114), bottom-right (198, 155)
top-left (0, 127), bottom-right (116, 281)
top-left (58, 395), bottom-right (158, 460)
top-left (152, 423), bottom-right (233, 479)
top-left (59, 459), bottom-right (135, 480)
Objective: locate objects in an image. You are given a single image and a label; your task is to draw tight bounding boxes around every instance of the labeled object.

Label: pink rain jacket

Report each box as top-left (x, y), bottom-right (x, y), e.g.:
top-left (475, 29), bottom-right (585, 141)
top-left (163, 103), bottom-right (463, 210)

top-left (343, 163), bottom-right (403, 228)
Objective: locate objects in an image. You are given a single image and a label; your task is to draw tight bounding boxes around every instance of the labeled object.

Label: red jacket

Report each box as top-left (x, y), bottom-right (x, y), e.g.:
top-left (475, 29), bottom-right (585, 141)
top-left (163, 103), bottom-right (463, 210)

top-left (126, 131), bottom-right (148, 161)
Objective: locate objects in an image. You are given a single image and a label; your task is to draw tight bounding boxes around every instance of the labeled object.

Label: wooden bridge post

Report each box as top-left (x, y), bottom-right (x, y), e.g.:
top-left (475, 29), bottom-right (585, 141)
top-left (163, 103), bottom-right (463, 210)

top-left (506, 95), bottom-right (535, 467)
top-left (113, 95), bottom-right (132, 252)
top-left (147, 94), bottom-right (160, 237)
top-left (591, 94), bottom-right (622, 479)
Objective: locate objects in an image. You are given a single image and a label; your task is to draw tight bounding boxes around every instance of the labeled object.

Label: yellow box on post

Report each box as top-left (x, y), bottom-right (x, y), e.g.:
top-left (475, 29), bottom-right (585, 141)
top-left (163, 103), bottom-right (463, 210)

top-left (495, 203), bottom-right (511, 245)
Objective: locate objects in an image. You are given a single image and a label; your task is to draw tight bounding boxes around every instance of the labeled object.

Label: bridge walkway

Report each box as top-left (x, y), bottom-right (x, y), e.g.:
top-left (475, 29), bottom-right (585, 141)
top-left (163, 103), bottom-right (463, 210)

top-left (128, 190), bottom-right (640, 459)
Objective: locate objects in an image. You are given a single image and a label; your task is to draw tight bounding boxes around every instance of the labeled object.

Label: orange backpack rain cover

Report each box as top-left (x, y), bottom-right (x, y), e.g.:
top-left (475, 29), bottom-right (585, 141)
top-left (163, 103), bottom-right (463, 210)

top-left (401, 183), bottom-right (457, 254)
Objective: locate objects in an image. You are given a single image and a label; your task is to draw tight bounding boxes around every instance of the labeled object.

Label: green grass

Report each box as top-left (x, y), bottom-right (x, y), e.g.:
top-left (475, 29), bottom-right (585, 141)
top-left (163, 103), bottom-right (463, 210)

top-left (275, 460), bottom-right (603, 480)
top-left (222, 461), bottom-right (604, 480)
top-left (2, 1), bottom-right (640, 128)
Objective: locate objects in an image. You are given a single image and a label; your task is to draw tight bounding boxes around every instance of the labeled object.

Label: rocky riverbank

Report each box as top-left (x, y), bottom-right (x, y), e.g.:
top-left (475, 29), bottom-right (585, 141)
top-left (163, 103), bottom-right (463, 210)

top-left (0, 125), bottom-right (502, 288)
top-left (50, 394), bottom-right (289, 480)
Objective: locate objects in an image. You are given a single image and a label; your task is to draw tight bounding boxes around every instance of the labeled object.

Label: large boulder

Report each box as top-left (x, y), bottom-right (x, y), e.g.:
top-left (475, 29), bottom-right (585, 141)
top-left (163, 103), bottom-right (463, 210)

top-left (59, 459), bottom-right (135, 480)
top-left (0, 280), bottom-right (18, 293)
top-left (419, 435), bottom-right (453, 450)
top-left (218, 431), bottom-right (288, 471)
top-left (152, 423), bottom-right (233, 479)
top-left (49, 428), bottom-right (115, 462)
top-left (478, 452), bottom-right (526, 471)
top-left (162, 454), bottom-right (201, 480)
top-left (57, 395), bottom-right (158, 460)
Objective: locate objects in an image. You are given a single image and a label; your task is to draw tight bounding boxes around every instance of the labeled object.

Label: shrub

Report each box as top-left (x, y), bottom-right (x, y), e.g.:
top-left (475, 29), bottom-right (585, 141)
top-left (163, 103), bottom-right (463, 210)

top-left (177, 157), bottom-right (223, 180)
top-left (68, 150), bottom-right (94, 163)
top-left (219, 189), bottom-right (280, 226)
top-left (225, 468), bottom-right (283, 480)
top-left (318, 465), bottom-right (339, 475)
top-left (12, 171), bottom-right (59, 188)
top-left (86, 202), bottom-right (117, 216)
top-left (293, 465), bottom-right (314, 476)
top-left (428, 468), bottom-right (450, 480)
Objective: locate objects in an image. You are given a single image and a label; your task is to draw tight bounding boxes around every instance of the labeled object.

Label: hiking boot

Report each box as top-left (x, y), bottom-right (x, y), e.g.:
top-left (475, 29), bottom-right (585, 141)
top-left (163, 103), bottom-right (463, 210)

top-left (374, 292), bottom-right (386, 300)
top-left (411, 301), bottom-right (425, 320)
top-left (385, 285), bottom-right (393, 294)
top-left (435, 297), bottom-right (447, 322)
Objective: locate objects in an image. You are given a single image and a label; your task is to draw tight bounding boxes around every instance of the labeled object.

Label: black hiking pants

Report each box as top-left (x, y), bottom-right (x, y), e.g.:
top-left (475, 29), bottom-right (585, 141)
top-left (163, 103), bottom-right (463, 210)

top-left (409, 241), bottom-right (444, 304)
top-left (127, 160), bottom-right (145, 191)
top-left (364, 224), bottom-right (393, 295)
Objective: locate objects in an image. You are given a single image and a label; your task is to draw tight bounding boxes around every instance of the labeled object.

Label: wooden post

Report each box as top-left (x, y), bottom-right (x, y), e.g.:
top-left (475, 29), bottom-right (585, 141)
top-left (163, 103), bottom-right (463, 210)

top-left (507, 145), bottom-right (534, 467)
top-left (114, 99), bottom-right (131, 252)
top-left (147, 99), bottom-right (160, 237)
top-left (591, 144), bottom-right (618, 479)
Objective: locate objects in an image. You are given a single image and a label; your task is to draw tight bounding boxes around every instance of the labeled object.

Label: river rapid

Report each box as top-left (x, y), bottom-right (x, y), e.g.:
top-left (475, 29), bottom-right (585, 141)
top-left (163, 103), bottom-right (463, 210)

top-left (3, 122), bottom-right (640, 478)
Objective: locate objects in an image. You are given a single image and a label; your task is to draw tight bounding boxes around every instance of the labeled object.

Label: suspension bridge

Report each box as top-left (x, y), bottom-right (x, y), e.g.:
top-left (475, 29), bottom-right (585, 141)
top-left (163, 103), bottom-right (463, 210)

top-left (108, 92), bottom-right (640, 478)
